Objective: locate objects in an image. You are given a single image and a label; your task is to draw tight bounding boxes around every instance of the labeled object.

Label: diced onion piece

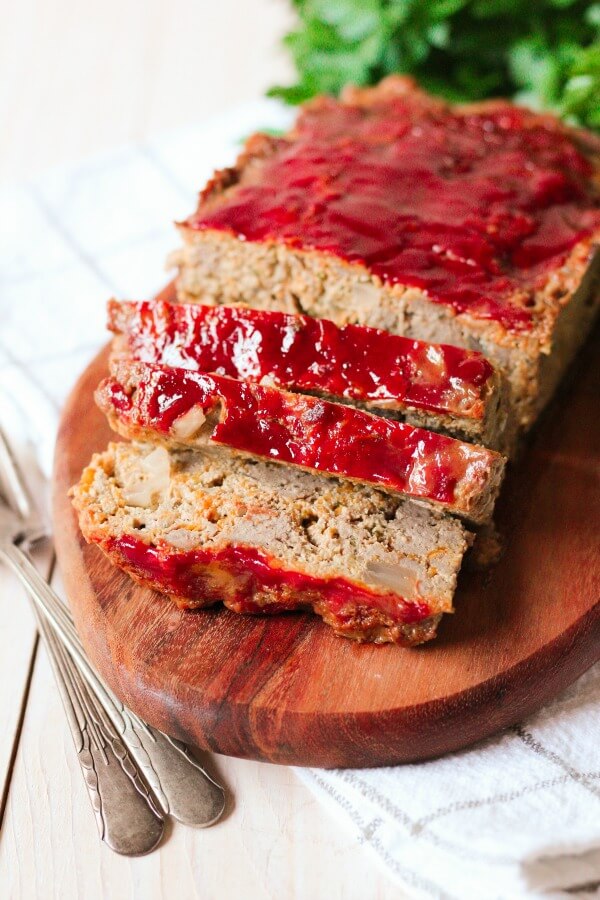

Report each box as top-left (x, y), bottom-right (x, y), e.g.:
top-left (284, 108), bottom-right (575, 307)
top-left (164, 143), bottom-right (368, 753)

top-left (121, 446), bottom-right (170, 507)
top-left (362, 559), bottom-right (422, 599)
top-left (170, 405), bottom-right (207, 441)
top-left (351, 281), bottom-right (380, 312)
top-left (164, 528), bottom-right (200, 550)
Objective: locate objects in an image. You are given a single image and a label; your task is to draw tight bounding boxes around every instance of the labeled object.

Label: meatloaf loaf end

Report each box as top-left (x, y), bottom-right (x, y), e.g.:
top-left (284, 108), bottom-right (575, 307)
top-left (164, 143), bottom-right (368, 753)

top-left (108, 298), bottom-right (513, 452)
top-left (170, 76), bottom-right (600, 429)
top-left (96, 359), bottom-right (506, 525)
top-left (71, 441), bottom-right (472, 645)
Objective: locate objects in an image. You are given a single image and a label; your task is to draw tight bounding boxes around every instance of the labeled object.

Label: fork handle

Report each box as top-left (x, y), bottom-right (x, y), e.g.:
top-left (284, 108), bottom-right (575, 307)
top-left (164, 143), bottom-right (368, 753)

top-left (0, 538), bottom-right (226, 826)
top-left (1, 539), bottom-right (129, 710)
top-left (0, 544), bottom-right (165, 855)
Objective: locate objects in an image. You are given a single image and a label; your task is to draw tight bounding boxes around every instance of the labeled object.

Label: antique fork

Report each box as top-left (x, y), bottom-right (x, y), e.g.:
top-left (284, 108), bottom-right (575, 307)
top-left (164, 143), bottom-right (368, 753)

top-left (0, 499), bottom-right (165, 855)
top-left (0, 424), bottom-right (226, 834)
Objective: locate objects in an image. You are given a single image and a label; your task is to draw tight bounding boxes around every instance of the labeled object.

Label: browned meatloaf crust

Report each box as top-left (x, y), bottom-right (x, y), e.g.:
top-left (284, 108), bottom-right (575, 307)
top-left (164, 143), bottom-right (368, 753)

top-left (71, 441), bottom-right (472, 645)
top-left (169, 76), bottom-right (600, 430)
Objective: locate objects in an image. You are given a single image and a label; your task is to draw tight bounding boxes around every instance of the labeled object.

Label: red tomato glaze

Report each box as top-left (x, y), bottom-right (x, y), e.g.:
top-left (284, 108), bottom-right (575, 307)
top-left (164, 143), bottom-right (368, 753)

top-left (109, 300), bottom-right (495, 419)
top-left (107, 534), bottom-right (432, 625)
top-left (185, 96), bottom-right (600, 331)
top-left (104, 364), bottom-right (497, 510)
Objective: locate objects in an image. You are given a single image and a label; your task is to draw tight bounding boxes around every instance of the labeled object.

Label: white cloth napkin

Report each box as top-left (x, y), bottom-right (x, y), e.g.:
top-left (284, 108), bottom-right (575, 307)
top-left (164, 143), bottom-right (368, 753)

top-left (1, 101), bottom-right (599, 900)
top-left (296, 676), bottom-right (600, 899)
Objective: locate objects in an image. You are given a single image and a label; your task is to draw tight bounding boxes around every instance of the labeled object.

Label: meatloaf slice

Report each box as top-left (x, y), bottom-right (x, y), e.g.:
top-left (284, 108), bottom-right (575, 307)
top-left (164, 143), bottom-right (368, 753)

top-left (170, 76), bottom-right (600, 429)
top-left (96, 359), bottom-right (505, 525)
top-left (70, 441), bottom-right (471, 645)
top-left (108, 299), bottom-right (512, 451)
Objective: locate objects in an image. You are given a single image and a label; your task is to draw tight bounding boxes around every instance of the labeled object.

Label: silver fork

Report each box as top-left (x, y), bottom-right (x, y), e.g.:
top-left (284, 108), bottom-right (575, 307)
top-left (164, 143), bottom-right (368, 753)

top-left (0, 500), bottom-right (165, 855)
top-left (0, 425), bottom-right (226, 834)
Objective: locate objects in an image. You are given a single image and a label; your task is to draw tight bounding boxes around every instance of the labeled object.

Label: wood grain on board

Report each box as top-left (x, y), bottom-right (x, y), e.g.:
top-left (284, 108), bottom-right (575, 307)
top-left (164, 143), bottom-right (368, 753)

top-left (53, 285), bottom-right (600, 768)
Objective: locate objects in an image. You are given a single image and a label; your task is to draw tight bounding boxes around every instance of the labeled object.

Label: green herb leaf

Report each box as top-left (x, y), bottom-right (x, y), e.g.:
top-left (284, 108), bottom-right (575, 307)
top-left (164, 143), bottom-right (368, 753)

top-left (270, 0), bottom-right (600, 130)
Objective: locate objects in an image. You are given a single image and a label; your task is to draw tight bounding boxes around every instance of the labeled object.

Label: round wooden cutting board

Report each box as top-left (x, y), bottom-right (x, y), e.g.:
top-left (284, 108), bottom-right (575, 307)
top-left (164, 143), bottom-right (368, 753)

top-left (53, 291), bottom-right (600, 767)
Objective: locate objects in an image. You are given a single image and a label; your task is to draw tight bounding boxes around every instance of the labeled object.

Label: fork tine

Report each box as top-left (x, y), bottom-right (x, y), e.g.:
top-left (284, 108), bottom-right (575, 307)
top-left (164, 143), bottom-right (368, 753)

top-left (0, 421), bottom-right (89, 648)
top-left (0, 423), bottom-right (34, 522)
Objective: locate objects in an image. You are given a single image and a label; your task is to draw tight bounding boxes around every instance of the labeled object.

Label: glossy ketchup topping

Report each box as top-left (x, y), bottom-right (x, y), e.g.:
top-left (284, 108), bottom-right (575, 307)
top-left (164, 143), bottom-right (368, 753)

top-left (186, 96), bottom-right (600, 331)
top-left (104, 363), bottom-right (498, 513)
top-left (108, 534), bottom-right (432, 624)
top-left (110, 300), bottom-right (495, 419)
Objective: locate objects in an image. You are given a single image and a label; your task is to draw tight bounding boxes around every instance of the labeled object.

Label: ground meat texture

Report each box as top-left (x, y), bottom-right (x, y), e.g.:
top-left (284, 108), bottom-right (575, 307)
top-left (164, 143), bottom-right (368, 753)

top-left (71, 442), bottom-right (472, 646)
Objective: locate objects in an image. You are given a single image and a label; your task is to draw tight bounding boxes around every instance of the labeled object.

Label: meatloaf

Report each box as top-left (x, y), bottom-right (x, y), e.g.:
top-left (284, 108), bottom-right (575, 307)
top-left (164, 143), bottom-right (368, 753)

top-left (170, 76), bottom-right (600, 429)
top-left (96, 359), bottom-right (505, 524)
top-left (70, 441), bottom-right (472, 645)
top-left (108, 299), bottom-right (512, 451)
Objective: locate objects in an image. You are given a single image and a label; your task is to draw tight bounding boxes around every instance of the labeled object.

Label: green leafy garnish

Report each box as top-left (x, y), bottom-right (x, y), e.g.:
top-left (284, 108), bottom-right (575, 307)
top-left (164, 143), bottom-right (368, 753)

top-left (269, 0), bottom-right (600, 130)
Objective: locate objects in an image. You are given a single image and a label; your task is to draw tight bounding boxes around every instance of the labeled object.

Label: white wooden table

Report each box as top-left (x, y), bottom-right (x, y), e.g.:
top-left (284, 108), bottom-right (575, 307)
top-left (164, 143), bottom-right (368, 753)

top-left (0, 2), bottom-right (402, 895)
top-left (0, 557), bottom-right (396, 899)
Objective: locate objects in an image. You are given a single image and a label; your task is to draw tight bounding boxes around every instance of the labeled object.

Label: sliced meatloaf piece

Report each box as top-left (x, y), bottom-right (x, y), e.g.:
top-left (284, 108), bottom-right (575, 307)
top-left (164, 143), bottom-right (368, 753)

top-left (108, 299), bottom-right (512, 451)
top-left (70, 441), bottom-right (472, 645)
top-left (96, 359), bottom-right (505, 525)
top-left (169, 76), bottom-right (600, 429)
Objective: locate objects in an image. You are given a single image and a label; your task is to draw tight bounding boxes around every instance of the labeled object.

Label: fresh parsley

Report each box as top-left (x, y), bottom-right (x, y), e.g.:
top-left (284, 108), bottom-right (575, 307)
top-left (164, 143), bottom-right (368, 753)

top-left (269, 0), bottom-right (600, 130)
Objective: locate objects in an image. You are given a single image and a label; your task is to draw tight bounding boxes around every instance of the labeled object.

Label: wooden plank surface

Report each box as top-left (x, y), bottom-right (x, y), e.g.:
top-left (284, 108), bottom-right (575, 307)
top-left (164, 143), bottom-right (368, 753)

top-left (0, 548), bottom-right (51, 820)
top-left (0, 574), bottom-right (396, 900)
top-left (0, 566), bottom-right (37, 814)
top-left (0, 0), bottom-right (292, 182)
